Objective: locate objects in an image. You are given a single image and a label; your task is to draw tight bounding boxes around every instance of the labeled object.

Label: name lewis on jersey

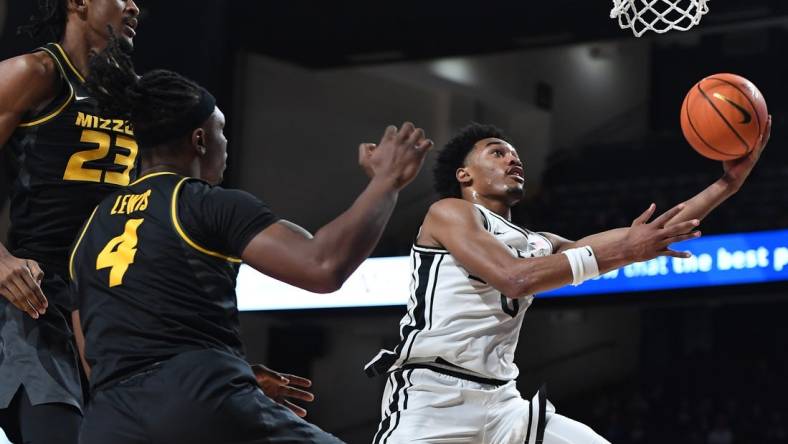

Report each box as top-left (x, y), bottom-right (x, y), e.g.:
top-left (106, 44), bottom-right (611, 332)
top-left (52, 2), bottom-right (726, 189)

top-left (110, 189), bottom-right (150, 216)
top-left (75, 112), bottom-right (134, 136)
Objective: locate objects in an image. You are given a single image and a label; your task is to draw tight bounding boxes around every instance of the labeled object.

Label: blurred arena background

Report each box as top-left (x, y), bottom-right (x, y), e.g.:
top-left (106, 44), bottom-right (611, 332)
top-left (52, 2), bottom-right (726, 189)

top-left (1, 1), bottom-right (786, 443)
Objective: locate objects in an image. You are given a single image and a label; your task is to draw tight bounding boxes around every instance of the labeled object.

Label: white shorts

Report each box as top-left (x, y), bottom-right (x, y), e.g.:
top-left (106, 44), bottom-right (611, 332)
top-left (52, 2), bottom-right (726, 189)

top-left (372, 368), bottom-right (611, 444)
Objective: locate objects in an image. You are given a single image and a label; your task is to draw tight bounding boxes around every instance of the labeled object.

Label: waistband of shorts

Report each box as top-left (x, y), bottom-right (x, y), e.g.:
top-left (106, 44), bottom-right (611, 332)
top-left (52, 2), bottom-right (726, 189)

top-left (91, 348), bottom-right (251, 393)
top-left (400, 363), bottom-right (510, 387)
top-left (92, 360), bottom-right (165, 393)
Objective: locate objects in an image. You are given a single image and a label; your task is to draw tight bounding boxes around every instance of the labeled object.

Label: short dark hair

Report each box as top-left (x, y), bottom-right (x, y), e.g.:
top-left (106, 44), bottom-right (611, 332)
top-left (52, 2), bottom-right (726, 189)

top-left (433, 123), bottom-right (508, 198)
top-left (18, 0), bottom-right (67, 41)
top-left (85, 33), bottom-right (211, 149)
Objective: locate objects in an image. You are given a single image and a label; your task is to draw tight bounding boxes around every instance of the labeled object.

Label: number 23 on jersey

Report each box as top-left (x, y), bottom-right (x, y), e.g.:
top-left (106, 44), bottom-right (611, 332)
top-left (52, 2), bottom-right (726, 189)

top-left (64, 129), bottom-right (138, 186)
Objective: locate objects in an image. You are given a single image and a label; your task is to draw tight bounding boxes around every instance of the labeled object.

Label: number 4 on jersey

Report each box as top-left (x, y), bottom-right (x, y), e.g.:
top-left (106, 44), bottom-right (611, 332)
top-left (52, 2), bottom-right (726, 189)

top-left (96, 218), bottom-right (144, 287)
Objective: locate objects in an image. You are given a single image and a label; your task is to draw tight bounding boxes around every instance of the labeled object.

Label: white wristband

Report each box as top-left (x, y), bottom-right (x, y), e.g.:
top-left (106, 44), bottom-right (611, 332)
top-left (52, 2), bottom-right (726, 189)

top-left (562, 246), bottom-right (600, 286)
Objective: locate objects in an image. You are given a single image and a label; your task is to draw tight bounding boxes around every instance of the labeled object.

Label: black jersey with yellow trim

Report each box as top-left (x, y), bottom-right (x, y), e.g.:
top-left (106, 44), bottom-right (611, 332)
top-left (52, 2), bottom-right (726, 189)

top-left (70, 172), bottom-right (271, 391)
top-left (6, 43), bottom-right (139, 276)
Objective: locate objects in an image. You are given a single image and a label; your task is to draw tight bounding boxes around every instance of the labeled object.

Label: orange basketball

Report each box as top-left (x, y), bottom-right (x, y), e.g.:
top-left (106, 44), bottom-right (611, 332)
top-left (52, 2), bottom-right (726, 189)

top-left (680, 73), bottom-right (768, 161)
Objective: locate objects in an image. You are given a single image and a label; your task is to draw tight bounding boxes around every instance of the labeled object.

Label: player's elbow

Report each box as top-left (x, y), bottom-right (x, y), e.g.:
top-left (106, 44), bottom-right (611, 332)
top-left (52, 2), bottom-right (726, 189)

top-left (302, 277), bottom-right (343, 294)
top-left (315, 276), bottom-right (344, 294)
top-left (502, 281), bottom-right (535, 299)
top-left (495, 267), bottom-right (535, 299)
top-left (304, 262), bottom-right (346, 294)
top-left (299, 279), bottom-right (342, 294)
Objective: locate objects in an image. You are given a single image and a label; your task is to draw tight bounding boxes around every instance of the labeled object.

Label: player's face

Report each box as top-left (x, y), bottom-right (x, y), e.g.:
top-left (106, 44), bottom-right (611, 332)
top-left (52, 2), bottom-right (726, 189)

top-left (199, 107), bottom-right (228, 186)
top-left (462, 138), bottom-right (525, 203)
top-left (86, 0), bottom-right (140, 48)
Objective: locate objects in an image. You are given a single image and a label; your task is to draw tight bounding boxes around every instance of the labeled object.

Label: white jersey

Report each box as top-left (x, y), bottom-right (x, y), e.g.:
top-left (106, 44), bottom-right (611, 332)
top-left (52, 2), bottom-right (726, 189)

top-left (365, 204), bottom-right (554, 381)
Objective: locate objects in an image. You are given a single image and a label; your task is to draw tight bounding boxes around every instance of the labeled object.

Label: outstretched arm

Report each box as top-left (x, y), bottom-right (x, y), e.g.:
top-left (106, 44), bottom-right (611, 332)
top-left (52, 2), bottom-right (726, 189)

top-left (241, 123), bottom-right (433, 293)
top-left (543, 117), bottom-right (771, 253)
top-left (542, 228), bottom-right (629, 255)
top-left (419, 199), bottom-right (698, 298)
top-left (664, 115), bottom-right (771, 227)
top-left (543, 204), bottom-right (700, 257)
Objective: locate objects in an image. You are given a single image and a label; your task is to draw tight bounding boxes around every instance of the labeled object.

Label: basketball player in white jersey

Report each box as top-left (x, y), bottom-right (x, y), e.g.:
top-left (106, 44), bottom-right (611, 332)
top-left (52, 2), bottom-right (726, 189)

top-left (366, 121), bottom-right (771, 444)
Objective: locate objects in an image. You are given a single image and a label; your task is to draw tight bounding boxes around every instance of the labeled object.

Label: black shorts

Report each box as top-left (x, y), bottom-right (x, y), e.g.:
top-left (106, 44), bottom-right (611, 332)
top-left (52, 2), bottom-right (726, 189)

top-left (0, 387), bottom-right (81, 444)
top-left (80, 349), bottom-right (344, 444)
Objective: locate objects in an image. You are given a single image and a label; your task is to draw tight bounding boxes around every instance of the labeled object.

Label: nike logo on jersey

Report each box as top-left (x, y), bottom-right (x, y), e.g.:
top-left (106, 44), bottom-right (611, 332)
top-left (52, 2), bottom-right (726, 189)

top-left (75, 95), bottom-right (90, 101)
top-left (712, 92), bottom-right (752, 124)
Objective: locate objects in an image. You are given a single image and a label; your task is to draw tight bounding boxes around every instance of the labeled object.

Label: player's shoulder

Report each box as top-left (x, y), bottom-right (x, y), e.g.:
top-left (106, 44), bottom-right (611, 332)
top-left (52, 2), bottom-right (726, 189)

top-left (427, 197), bottom-right (475, 217)
top-left (425, 198), bottom-right (484, 227)
top-left (181, 178), bottom-right (239, 198)
top-left (428, 197), bottom-right (476, 214)
top-left (0, 51), bottom-right (60, 113)
top-left (179, 179), bottom-right (266, 210)
top-left (177, 178), bottom-right (219, 207)
top-left (0, 51), bottom-right (58, 87)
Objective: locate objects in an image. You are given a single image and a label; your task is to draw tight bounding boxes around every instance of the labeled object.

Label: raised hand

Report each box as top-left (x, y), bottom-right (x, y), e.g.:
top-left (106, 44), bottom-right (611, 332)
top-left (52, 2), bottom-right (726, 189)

top-left (722, 114), bottom-right (772, 188)
top-left (0, 254), bottom-right (47, 319)
top-left (623, 203), bottom-right (701, 262)
top-left (251, 364), bottom-right (315, 418)
top-left (358, 122), bottom-right (434, 189)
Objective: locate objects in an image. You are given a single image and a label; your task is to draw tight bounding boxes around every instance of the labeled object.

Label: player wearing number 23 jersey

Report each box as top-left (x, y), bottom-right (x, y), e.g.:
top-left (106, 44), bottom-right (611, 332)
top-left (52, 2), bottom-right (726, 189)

top-left (0, 42), bottom-right (138, 416)
top-left (7, 43), bottom-right (138, 270)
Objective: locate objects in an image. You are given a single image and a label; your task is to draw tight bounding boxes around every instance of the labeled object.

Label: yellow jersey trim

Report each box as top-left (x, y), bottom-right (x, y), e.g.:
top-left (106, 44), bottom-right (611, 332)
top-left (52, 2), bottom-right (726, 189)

top-left (129, 171), bottom-right (178, 186)
top-left (52, 43), bottom-right (86, 83)
top-left (69, 206), bottom-right (99, 280)
top-left (18, 47), bottom-right (75, 128)
top-left (170, 177), bottom-right (242, 263)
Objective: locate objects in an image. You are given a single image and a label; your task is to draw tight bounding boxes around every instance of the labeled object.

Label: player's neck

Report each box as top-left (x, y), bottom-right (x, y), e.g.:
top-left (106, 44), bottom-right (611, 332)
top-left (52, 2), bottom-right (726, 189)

top-left (141, 156), bottom-right (197, 179)
top-left (465, 192), bottom-right (512, 220)
top-left (59, 28), bottom-right (105, 80)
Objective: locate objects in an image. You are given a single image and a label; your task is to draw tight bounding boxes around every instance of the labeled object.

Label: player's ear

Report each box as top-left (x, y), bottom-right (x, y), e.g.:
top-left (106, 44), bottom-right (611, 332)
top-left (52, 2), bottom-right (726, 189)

top-left (456, 166), bottom-right (472, 185)
top-left (191, 128), bottom-right (207, 156)
top-left (67, 0), bottom-right (87, 14)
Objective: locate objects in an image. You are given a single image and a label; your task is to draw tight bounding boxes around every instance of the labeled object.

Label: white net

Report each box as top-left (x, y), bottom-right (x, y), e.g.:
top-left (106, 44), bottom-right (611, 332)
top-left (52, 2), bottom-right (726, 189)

top-left (610, 0), bottom-right (710, 37)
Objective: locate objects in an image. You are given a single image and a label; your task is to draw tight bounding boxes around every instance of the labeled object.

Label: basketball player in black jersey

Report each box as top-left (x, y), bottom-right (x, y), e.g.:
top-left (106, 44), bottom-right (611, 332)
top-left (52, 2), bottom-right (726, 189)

top-left (0, 2), bottom-right (140, 443)
top-left (367, 122), bottom-right (770, 443)
top-left (68, 37), bottom-right (432, 443)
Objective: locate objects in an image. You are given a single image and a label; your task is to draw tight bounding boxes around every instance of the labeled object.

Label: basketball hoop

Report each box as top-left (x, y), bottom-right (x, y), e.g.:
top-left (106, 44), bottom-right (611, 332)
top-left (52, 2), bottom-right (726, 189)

top-left (610, 0), bottom-right (710, 37)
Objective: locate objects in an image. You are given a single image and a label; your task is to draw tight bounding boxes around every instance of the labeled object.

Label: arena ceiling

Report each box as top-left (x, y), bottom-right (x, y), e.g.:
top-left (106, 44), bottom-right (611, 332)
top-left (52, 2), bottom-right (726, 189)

top-left (1, 1), bottom-right (786, 70)
top-left (237, 0), bottom-right (788, 68)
